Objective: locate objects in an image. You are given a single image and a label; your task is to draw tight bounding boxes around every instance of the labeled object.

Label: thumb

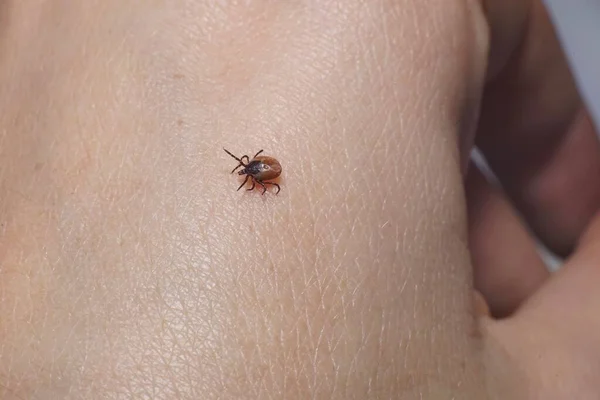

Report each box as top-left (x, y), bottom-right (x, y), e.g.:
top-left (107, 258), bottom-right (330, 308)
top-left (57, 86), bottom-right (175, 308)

top-left (486, 212), bottom-right (600, 397)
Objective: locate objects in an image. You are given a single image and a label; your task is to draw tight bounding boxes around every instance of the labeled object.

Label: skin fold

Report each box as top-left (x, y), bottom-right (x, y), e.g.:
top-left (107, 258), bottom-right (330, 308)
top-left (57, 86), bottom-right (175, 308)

top-left (1, 1), bottom-right (599, 399)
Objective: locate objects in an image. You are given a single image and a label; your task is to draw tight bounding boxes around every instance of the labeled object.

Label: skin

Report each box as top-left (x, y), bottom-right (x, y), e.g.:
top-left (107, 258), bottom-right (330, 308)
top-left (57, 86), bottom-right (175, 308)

top-left (1, 0), bottom-right (599, 399)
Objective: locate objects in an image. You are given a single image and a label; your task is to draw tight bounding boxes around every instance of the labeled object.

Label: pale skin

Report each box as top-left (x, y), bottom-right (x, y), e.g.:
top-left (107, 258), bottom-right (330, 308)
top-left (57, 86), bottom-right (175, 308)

top-left (1, 0), bottom-right (600, 399)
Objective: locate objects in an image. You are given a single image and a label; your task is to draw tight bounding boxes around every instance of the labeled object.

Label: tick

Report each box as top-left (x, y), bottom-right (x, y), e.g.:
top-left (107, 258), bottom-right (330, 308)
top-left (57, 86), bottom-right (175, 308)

top-left (223, 148), bottom-right (282, 195)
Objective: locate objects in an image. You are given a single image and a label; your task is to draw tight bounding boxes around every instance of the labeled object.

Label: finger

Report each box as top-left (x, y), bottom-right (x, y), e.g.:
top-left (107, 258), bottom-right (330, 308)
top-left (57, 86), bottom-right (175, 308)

top-left (480, 0), bottom-right (530, 80)
top-left (496, 212), bottom-right (600, 391)
top-left (484, 218), bottom-right (600, 399)
top-left (476, 0), bottom-right (600, 256)
top-left (466, 163), bottom-right (549, 317)
top-left (510, 112), bottom-right (600, 254)
top-left (480, 107), bottom-right (600, 256)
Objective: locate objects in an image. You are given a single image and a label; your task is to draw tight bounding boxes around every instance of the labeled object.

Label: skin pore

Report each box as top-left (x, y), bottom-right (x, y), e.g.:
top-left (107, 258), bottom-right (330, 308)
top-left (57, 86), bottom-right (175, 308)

top-left (1, 0), bottom-right (599, 399)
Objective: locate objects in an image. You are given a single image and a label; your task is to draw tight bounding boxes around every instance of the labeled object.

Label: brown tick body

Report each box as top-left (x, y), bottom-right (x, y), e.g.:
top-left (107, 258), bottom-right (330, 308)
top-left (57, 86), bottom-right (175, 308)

top-left (223, 148), bottom-right (282, 195)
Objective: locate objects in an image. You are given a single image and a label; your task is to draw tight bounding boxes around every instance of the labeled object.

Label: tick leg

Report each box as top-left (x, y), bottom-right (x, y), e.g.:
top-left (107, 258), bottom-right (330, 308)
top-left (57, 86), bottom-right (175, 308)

top-left (237, 175), bottom-right (250, 191)
top-left (263, 182), bottom-right (281, 194)
top-left (256, 180), bottom-right (268, 195)
top-left (224, 148), bottom-right (246, 164)
top-left (246, 179), bottom-right (256, 191)
top-left (230, 155), bottom-right (250, 173)
top-left (253, 150), bottom-right (264, 158)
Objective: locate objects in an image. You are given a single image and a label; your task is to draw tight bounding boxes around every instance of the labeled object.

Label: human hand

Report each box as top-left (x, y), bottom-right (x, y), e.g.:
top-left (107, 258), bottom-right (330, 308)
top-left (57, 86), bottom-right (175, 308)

top-left (0, 1), bottom-right (598, 399)
top-left (467, 0), bottom-right (600, 398)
